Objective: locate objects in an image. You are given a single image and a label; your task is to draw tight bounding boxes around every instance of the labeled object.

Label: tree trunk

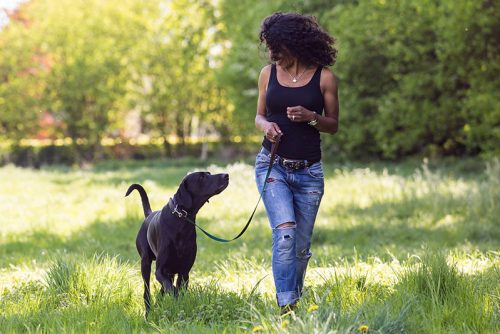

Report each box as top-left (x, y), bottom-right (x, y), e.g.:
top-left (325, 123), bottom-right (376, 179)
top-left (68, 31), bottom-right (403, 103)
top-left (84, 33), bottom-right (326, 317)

top-left (199, 123), bottom-right (208, 161)
top-left (163, 135), bottom-right (172, 158)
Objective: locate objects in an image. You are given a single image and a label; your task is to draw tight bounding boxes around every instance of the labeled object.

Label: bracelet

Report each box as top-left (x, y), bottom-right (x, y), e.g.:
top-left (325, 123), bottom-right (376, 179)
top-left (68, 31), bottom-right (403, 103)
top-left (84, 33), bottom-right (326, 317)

top-left (308, 113), bottom-right (318, 126)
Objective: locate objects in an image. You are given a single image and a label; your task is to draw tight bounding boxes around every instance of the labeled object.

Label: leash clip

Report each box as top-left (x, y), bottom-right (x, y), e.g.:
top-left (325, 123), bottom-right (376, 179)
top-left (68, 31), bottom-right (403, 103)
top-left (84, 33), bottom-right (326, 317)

top-left (172, 204), bottom-right (188, 218)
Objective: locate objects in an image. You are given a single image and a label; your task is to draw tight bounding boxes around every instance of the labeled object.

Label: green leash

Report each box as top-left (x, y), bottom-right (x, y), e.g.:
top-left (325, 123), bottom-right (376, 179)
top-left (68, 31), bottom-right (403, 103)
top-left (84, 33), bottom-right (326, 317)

top-left (172, 136), bottom-right (281, 243)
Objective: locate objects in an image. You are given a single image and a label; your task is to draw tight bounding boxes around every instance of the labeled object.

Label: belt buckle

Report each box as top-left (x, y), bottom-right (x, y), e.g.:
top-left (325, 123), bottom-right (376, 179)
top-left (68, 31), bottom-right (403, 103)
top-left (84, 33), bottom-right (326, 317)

top-left (282, 158), bottom-right (305, 170)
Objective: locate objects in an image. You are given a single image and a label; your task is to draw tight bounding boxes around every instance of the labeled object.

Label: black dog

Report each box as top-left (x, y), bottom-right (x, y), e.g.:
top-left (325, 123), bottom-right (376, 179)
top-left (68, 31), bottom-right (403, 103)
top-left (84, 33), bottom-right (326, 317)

top-left (125, 172), bottom-right (229, 316)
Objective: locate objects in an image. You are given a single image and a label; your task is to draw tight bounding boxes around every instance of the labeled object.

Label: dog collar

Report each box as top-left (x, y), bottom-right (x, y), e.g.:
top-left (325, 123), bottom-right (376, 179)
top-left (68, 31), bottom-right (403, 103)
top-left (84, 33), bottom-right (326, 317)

top-left (168, 198), bottom-right (188, 218)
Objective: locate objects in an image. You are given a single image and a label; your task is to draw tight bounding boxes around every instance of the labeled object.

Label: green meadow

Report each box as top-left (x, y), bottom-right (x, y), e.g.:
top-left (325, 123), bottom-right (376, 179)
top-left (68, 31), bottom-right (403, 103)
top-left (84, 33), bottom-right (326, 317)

top-left (0, 158), bottom-right (498, 333)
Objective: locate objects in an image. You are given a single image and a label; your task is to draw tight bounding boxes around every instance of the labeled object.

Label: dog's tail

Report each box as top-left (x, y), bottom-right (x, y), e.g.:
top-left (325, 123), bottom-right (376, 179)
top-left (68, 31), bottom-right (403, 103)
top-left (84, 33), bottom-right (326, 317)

top-left (125, 184), bottom-right (152, 218)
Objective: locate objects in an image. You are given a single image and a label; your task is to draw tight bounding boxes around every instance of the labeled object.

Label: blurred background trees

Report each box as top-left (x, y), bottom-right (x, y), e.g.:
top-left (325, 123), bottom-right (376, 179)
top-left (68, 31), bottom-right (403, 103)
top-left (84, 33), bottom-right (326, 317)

top-left (0, 0), bottom-right (498, 164)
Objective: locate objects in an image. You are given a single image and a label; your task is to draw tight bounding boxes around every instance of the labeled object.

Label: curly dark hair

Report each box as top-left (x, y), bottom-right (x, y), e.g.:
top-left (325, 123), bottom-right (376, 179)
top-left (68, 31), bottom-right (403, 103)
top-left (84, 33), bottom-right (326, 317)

top-left (259, 12), bottom-right (337, 67)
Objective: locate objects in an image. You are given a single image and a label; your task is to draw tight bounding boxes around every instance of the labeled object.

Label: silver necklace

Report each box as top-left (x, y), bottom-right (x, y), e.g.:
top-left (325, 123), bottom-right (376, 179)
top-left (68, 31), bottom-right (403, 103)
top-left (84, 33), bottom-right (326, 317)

top-left (283, 66), bottom-right (308, 83)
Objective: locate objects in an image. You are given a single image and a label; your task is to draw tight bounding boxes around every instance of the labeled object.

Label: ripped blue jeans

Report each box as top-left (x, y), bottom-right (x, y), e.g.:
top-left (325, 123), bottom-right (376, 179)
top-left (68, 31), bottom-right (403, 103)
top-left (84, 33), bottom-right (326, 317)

top-left (255, 147), bottom-right (324, 307)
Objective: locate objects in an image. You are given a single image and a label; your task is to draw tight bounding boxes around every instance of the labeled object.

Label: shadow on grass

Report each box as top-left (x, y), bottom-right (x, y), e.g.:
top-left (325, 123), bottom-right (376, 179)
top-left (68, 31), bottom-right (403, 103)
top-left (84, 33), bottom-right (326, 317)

top-left (2, 175), bottom-right (498, 270)
top-left (2, 208), bottom-right (497, 272)
top-left (0, 210), bottom-right (270, 270)
top-left (48, 165), bottom-right (192, 189)
top-left (312, 191), bottom-right (498, 260)
top-left (1, 217), bottom-right (139, 268)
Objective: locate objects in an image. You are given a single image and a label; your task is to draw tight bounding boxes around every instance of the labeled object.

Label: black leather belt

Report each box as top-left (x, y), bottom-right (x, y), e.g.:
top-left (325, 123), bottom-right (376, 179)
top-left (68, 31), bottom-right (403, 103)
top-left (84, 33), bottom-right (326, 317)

top-left (277, 157), bottom-right (315, 170)
top-left (261, 147), bottom-right (318, 170)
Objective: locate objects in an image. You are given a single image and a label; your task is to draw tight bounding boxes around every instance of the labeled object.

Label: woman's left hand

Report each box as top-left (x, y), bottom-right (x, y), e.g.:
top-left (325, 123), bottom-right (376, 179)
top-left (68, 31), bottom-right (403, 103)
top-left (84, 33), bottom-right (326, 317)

top-left (287, 106), bottom-right (316, 122)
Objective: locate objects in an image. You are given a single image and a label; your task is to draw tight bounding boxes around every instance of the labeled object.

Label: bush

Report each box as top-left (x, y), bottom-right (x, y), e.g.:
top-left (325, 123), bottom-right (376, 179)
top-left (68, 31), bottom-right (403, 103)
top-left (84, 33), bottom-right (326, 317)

top-left (323, 0), bottom-right (500, 159)
top-left (1, 139), bottom-right (261, 167)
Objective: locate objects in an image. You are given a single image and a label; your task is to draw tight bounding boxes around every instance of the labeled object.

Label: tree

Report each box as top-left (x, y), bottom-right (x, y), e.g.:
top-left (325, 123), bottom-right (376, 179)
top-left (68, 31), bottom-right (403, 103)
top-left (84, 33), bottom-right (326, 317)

top-left (217, 0), bottom-right (285, 138)
top-left (129, 0), bottom-right (231, 156)
top-left (324, 0), bottom-right (500, 158)
top-left (19, 0), bottom-right (151, 160)
top-left (0, 3), bottom-right (43, 142)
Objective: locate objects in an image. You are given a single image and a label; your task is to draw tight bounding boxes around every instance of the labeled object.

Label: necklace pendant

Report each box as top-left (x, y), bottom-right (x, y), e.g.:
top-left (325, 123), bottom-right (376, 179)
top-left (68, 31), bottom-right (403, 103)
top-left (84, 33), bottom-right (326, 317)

top-left (292, 78), bottom-right (297, 83)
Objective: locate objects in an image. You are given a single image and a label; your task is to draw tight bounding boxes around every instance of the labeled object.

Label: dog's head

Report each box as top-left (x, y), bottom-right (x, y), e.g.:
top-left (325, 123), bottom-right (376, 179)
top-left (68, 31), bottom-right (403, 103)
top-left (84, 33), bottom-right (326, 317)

top-left (175, 171), bottom-right (229, 214)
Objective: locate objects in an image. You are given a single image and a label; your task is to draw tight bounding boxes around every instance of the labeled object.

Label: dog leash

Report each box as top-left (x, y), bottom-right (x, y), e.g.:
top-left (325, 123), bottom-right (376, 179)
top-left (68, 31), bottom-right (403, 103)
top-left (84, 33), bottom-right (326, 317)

top-left (173, 134), bottom-right (282, 242)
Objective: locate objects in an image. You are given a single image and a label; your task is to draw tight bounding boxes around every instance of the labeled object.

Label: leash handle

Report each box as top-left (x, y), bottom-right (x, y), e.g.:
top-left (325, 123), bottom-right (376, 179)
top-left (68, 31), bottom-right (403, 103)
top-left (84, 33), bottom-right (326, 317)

top-left (186, 136), bottom-right (281, 242)
top-left (268, 133), bottom-right (282, 167)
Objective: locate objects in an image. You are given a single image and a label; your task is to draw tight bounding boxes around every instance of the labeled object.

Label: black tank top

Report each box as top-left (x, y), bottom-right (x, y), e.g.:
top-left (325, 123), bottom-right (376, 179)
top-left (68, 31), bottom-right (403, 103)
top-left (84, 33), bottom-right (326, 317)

top-left (262, 64), bottom-right (324, 162)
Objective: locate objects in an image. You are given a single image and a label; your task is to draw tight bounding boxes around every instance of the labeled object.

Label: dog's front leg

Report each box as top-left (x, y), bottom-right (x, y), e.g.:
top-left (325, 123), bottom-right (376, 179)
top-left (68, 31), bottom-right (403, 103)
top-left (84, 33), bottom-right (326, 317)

top-left (175, 273), bottom-right (189, 294)
top-left (156, 272), bottom-right (175, 295)
top-left (155, 253), bottom-right (176, 295)
top-left (161, 280), bottom-right (175, 294)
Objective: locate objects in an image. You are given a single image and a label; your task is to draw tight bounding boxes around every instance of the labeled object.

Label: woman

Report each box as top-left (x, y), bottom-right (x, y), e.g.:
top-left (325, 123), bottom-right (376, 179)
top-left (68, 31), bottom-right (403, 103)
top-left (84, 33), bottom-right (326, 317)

top-left (254, 12), bottom-right (339, 313)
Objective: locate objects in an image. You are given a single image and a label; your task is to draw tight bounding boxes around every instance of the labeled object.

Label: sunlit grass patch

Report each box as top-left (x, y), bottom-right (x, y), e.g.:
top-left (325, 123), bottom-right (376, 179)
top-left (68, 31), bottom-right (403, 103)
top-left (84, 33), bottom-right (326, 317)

top-left (1, 251), bottom-right (498, 333)
top-left (1, 254), bottom-right (144, 333)
top-left (0, 158), bottom-right (498, 332)
top-left (397, 253), bottom-right (499, 333)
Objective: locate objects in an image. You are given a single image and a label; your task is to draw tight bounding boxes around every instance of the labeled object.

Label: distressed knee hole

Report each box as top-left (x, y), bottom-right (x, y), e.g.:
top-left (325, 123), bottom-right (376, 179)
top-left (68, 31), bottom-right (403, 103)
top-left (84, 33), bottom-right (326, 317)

top-left (275, 231), bottom-right (295, 253)
top-left (273, 223), bottom-right (296, 252)
top-left (297, 248), bottom-right (312, 259)
top-left (276, 222), bottom-right (296, 229)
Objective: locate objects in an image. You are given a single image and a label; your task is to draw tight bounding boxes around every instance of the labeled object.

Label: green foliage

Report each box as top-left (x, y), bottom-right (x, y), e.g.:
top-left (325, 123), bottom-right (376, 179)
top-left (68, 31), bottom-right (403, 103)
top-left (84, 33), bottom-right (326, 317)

top-left (0, 0), bottom-right (498, 162)
top-left (132, 0), bottom-right (231, 153)
top-left (1, 0), bottom-right (231, 160)
top-left (3, 140), bottom-right (260, 167)
top-left (325, 0), bottom-right (500, 159)
top-left (0, 7), bottom-right (42, 141)
top-left (26, 0), bottom-right (151, 159)
top-left (217, 0), bottom-right (282, 136)
top-left (218, 0), bottom-right (500, 158)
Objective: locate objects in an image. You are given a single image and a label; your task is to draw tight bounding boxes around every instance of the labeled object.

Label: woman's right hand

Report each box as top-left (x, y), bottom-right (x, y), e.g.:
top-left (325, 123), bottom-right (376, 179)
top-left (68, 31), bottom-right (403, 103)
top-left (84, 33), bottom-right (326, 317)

top-left (263, 122), bottom-right (283, 143)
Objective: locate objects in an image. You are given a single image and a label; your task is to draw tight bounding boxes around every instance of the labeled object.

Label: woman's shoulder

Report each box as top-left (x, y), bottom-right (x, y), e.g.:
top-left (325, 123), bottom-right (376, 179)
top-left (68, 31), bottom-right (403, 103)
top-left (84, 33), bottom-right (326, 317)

top-left (258, 64), bottom-right (273, 89)
top-left (319, 67), bottom-right (337, 94)
top-left (320, 66), bottom-right (336, 80)
top-left (320, 67), bottom-right (337, 85)
top-left (260, 64), bottom-right (273, 76)
top-left (258, 64), bottom-right (273, 84)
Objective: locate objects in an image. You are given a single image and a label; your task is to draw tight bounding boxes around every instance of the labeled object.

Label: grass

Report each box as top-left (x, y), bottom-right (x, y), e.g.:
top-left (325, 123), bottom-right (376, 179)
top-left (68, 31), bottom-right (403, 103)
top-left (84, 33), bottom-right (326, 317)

top-left (0, 157), bottom-right (499, 333)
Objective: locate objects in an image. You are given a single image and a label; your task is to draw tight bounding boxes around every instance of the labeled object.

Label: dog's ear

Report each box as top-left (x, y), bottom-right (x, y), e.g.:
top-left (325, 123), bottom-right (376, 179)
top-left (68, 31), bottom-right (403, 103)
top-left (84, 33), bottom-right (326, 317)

top-left (176, 178), bottom-right (193, 210)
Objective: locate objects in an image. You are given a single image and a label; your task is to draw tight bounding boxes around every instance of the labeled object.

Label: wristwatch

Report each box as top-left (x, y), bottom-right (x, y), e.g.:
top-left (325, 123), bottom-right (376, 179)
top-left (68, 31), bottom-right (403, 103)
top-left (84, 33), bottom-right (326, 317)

top-left (308, 113), bottom-right (318, 126)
